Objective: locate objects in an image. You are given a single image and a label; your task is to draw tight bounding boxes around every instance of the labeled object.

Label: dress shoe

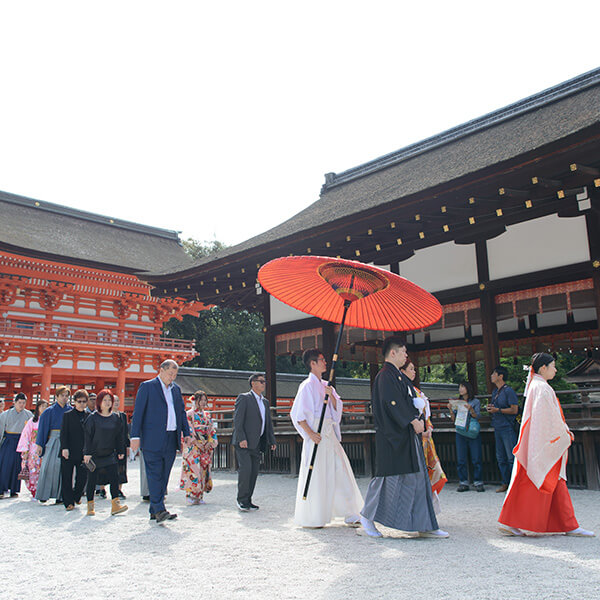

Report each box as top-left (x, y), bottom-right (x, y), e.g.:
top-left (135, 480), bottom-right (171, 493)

top-left (237, 501), bottom-right (250, 512)
top-left (155, 510), bottom-right (177, 523)
top-left (248, 502), bottom-right (259, 510)
top-left (456, 484), bottom-right (469, 492)
top-left (142, 495), bottom-right (150, 502)
top-left (495, 484), bottom-right (508, 493)
top-left (65, 504), bottom-right (74, 511)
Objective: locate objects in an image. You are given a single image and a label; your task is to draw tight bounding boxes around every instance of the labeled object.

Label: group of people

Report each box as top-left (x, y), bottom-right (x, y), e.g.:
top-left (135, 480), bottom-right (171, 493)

top-left (1, 343), bottom-right (595, 538)
top-left (232, 337), bottom-right (593, 539)
top-left (0, 360), bottom-right (219, 523)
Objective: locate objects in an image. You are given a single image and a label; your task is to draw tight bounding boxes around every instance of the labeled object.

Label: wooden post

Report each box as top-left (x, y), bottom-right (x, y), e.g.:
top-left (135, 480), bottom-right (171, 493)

top-left (263, 292), bottom-right (277, 411)
top-left (40, 362), bottom-right (52, 402)
top-left (116, 369), bottom-right (126, 403)
top-left (369, 362), bottom-right (379, 388)
top-left (322, 321), bottom-right (336, 384)
top-left (466, 351), bottom-right (478, 394)
top-left (581, 431), bottom-right (600, 490)
top-left (476, 241), bottom-right (499, 393)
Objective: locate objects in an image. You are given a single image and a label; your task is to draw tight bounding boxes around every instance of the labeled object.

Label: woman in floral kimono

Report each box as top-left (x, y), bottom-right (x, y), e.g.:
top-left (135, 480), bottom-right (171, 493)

top-left (16, 400), bottom-right (48, 498)
top-left (180, 391), bottom-right (218, 505)
top-left (401, 360), bottom-right (447, 512)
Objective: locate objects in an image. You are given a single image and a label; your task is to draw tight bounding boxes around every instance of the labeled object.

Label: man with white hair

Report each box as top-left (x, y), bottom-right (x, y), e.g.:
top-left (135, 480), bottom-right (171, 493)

top-left (131, 360), bottom-right (191, 523)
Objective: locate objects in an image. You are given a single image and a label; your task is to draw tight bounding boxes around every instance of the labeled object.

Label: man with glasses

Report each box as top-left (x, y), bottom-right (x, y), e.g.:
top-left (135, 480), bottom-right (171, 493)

top-left (232, 373), bottom-right (276, 511)
top-left (59, 389), bottom-right (89, 510)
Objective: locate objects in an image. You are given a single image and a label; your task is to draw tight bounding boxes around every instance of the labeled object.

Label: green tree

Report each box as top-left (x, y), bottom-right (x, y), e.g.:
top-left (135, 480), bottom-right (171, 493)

top-left (182, 237), bottom-right (228, 260)
top-left (165, 308), bottom-right (265, 370)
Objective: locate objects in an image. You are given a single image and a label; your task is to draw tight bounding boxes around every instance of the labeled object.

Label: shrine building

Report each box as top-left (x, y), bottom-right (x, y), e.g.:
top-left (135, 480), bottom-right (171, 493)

top-left (144, 67), bottom-right (600, 400)
top-left (0, 191), bottom-right (205, 414)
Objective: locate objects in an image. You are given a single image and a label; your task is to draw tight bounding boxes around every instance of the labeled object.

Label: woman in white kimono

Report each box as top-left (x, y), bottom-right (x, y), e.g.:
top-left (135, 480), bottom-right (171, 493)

top-left (291, 349), bottom-right (363, 528)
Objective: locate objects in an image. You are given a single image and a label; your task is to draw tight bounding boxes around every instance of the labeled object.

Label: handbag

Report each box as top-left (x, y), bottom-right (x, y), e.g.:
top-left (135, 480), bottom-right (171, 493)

top-left (456, 414), bottom-right (480, 439)
top-left (18, 465), bottom-right (30, 481)
top-left (84, 458), bottom-right (96, 472)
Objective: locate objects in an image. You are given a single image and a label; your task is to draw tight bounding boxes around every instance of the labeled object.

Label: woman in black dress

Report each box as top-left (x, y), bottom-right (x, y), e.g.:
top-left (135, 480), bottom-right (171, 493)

top-left (83, 389), bottom-right (128, 516)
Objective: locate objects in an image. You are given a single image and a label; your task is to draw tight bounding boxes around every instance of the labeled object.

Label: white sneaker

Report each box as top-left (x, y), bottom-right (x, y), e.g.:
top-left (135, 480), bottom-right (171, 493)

top-left (419, 528), bottom-right (449, 538)
top-left (498, 526), bottom-right (524, 536)
top-left (359, 515), bottom-right (383, 538)
top-left (344, 514), bottom-right (360, 525)
top-left (566, 527), bottom-right (595, 537)
top-left (186, 497), bottom-right (198, 506)
top-left (198, 499), bottom-right (206, 505)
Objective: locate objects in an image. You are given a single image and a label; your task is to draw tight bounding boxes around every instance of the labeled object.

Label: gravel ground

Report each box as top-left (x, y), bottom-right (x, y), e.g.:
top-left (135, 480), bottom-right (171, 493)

top-left (1, 457), bottom-right (599, 600)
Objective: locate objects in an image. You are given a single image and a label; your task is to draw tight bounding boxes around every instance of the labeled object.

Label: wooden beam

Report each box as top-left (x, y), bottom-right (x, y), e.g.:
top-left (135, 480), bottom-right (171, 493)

top-left (263, 292), bottom-right (277, 409)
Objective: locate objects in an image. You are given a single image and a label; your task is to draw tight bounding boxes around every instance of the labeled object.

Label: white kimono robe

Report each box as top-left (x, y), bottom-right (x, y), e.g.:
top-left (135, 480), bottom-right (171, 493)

top-left (512, 374), bottom-right (571, 489)
top-left (290, 373), bottom-right (363, 527)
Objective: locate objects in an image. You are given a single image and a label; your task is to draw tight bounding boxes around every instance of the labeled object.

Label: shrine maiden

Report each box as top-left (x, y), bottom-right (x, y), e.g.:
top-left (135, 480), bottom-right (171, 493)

top-left (498, 353), bottom-right (594, 537)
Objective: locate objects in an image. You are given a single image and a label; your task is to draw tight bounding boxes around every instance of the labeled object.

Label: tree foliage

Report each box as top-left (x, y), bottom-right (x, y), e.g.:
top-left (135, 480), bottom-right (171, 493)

top-left (165, 309), bottom-right (265, 371)
top-left (182, 237), bottom-right (228, 260)
top-left (419, 351), bottom-right (584, 398)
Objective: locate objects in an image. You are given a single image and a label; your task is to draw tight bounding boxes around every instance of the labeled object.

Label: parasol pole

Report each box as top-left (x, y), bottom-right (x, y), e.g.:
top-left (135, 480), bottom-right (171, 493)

top-left (302, 298), bottom-right (351, 500)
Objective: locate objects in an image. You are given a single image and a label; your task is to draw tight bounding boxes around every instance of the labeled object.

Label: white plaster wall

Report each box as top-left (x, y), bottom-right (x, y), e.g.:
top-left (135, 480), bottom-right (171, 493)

top-left (398, 241), bottom-right (478, 292)
top-left (487, 214), bottom-right (590, 280)
top-left (270, 296), bottom-right (313, 325)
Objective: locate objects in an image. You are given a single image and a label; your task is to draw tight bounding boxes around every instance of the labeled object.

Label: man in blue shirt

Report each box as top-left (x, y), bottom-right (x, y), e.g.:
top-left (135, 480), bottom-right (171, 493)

top-left (488, 365), bottom-right (520, 493)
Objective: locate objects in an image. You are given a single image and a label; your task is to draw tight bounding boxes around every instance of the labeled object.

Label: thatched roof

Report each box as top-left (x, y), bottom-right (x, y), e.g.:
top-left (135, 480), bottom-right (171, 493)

top-left (147, 67), bottom-right (600, 279)
top-left (0, 191), bottom-right (192, 273)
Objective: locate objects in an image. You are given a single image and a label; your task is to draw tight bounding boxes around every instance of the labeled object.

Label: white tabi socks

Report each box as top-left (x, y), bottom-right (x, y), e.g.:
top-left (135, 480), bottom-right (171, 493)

top-left (359, 515), bottom-right (383, 537)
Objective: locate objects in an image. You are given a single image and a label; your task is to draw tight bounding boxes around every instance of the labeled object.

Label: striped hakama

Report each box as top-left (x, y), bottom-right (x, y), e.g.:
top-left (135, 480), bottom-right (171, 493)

top-left (35, 430), bottom-right (62, 502)
top-left (361, 436), bottom-right (438, 532)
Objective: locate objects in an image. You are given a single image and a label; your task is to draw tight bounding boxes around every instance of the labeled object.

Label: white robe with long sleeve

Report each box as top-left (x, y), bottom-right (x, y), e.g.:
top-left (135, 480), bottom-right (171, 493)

top-left (511, 374), bottom-right (571, 489)
top-left (291, 373), bottom-right (363, 527)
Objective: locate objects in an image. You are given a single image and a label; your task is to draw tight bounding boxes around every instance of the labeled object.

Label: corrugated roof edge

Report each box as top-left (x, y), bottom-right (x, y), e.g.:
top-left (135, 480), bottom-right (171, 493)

top-left (178, 366), bottom-right (457, 389)
top-left (323, 66), bottom-right (600, 190)
top-left (0, 190), bottom-right (182, 242)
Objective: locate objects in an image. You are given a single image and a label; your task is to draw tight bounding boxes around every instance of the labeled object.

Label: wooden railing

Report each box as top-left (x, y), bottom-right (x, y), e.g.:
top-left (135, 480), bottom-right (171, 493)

top-left (0, 320), bottom-right (195, 352)
top-left (209, 389), bottom-right (600, 489)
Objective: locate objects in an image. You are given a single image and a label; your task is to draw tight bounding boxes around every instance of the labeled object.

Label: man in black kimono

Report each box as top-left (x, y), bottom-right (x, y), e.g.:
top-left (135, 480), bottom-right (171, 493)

top-left (359, 336), bottom-right (448, 538)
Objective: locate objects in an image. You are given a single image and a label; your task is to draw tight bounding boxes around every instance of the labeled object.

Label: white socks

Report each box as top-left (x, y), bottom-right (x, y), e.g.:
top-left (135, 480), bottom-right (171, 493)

top-left (360, 515), bottom-right (383, 537)
top-left (566, 527), bottom-right (595, 537)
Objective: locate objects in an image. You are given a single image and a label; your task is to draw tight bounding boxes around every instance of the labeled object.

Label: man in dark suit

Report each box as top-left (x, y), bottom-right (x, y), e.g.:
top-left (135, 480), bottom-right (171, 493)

top-left (130, 359), bottom-right (191, 523)
top-left (232, 373), bottom-right (276, 511)
top-left (60, 388), bottom-right (89, 510)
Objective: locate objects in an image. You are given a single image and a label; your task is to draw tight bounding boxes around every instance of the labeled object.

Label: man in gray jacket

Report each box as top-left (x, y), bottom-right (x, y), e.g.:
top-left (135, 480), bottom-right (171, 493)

top-left (232, 373), bottom-right (276, 511)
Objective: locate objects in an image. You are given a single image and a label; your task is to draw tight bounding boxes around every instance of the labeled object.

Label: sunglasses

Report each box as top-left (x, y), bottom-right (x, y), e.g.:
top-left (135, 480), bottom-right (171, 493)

top-left (74, 399), bottom-right (88, 404)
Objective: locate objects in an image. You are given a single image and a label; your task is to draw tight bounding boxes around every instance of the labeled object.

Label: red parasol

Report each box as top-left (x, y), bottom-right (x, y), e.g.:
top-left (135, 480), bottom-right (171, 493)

top-left (257, 255), bottom-right (442, 499)
top-left (258, 255), bottom-right (442, 330)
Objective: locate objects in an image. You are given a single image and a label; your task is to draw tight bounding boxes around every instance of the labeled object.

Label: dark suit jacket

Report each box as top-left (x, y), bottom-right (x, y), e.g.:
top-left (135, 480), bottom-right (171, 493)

top-left (130, 377), bottom-right (190, 452)
top-left (372, 361), bottom-right (420, 477)
top-left (59, 409), bottom-right (87, 463)
top-left (232, 391), bottom-right (276, 451)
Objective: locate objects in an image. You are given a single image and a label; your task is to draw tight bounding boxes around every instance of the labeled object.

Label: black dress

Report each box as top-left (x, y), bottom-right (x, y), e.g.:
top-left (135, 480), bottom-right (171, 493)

top-left (83, 412), bottom-right (125, 501)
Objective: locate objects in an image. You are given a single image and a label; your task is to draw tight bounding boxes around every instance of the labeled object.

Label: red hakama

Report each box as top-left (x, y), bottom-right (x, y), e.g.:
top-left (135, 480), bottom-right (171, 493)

top-left (498, 459), bottom-right (578, 532)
